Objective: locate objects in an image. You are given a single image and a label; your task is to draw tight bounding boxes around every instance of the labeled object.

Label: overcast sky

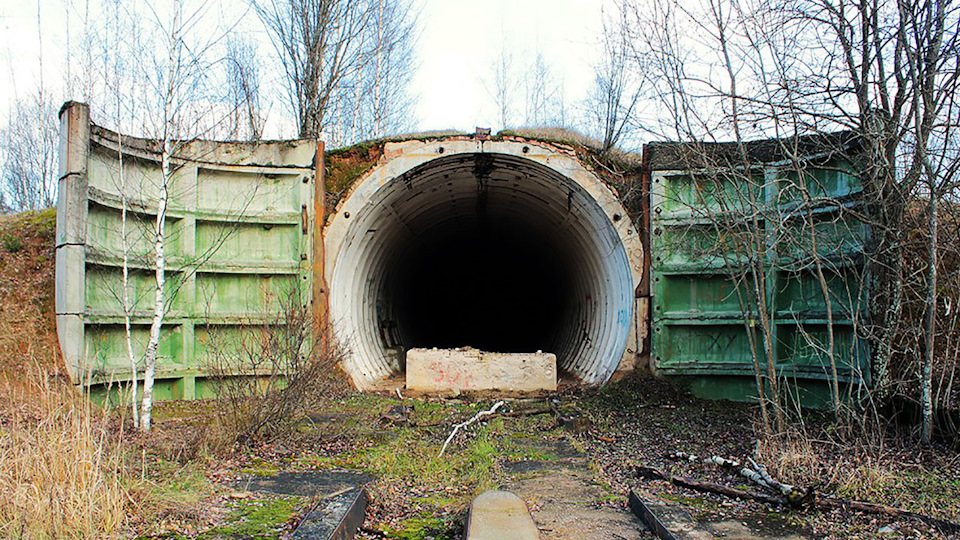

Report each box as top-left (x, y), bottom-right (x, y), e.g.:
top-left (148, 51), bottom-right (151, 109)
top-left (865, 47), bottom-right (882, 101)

top-left (411, 0), bottom-right (605, 131)
top-left (0, 0), bottom-right (608, 136)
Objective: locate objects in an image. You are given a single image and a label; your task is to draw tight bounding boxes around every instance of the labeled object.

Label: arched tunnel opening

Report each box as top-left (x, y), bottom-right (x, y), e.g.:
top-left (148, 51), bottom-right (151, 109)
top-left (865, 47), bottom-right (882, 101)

top-left (328, 148), bottom-right (638, 388)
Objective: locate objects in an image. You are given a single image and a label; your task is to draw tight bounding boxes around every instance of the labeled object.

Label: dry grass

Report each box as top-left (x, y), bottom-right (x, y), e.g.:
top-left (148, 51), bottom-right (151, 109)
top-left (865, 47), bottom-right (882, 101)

top-left (756, 430), bottom-right (960, 520)
top-left (0, 210), bottom-right (133, 539)
top-left (0, 368), bottom-right (130, 539)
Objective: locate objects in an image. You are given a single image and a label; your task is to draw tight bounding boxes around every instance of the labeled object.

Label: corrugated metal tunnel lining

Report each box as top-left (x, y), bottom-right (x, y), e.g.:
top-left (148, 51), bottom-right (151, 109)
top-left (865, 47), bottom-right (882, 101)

top-left (328, 141), bottom-right (641, 388)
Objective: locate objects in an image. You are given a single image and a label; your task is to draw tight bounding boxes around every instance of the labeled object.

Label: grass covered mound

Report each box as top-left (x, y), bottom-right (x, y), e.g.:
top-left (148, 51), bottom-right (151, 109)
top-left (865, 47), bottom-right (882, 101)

top-left (0, 208), bottom-right (58, 375)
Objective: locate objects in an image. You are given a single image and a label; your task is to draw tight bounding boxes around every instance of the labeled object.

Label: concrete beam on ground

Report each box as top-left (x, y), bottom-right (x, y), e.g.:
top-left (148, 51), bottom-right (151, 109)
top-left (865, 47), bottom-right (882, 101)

top-left (464, 490), bottom-right (540, 540)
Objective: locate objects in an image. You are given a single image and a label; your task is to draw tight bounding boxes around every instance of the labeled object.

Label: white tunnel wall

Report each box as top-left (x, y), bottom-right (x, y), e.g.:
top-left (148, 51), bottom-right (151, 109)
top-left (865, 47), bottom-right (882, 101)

top-left (327, 142), bottom-right (640, 389)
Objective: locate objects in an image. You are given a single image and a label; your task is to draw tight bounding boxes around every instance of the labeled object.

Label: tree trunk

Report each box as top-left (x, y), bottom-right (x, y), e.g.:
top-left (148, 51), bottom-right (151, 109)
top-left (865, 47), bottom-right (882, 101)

top-left (921, 185), bottom-right (937, 444)
top-left (141, 0), bottom-right (180, 431)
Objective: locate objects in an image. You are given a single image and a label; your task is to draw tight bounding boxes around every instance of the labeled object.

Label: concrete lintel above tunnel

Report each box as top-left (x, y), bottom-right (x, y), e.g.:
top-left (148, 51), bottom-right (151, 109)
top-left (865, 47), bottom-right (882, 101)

top-left (324, 138), bottom-right (644, 390)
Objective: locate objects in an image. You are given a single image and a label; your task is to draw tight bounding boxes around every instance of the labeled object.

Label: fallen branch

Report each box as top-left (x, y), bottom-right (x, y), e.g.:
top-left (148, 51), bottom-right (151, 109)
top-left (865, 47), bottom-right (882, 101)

top-left (743, 457), bottom-right (808, 504)
top-left (592, 432), bottom-right (616, 443)
top-left (438, 400), bottom-right (504, 457)
top-left (668, 451), bottom-right (740, 469)
top-left (636, 465), bottom-right (784, 506)
top-left (668, 451), bottom-right (808, 505)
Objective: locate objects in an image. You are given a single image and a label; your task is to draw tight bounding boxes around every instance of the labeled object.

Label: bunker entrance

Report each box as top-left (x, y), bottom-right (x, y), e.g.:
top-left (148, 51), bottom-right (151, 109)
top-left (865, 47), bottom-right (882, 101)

top-left (329, 149), bottom-right (637, 388)
top-left (390, 216), bottom-right (572, 353)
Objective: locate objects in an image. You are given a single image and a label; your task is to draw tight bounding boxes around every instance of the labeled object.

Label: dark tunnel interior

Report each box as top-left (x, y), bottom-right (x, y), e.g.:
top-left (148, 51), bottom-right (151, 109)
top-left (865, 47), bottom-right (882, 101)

top-left (390, 221), bottom-right (573, 352)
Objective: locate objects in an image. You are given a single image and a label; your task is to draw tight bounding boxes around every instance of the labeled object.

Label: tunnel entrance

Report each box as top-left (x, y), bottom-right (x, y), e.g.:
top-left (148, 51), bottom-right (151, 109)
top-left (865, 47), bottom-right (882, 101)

top-left (392, 217), bottom-right (572, 353)
top-left (326, 141), bottom-right (641, 389)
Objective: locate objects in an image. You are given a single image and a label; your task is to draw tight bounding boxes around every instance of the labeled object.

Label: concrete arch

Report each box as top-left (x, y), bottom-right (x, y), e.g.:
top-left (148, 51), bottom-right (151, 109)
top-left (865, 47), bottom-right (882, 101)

top-left (324, 138), bottom-right (644, 389)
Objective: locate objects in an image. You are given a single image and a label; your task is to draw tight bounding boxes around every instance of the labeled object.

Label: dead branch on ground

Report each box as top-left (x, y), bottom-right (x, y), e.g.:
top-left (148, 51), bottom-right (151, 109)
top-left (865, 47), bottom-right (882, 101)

top-left (415, 405), bottom-right (552, 428)
top-left (668, 451), bottom-right (808, 504)
top-left (438, 400), bottom-right (504, 457)
top-left (637, 465), bottom-right (784, 505)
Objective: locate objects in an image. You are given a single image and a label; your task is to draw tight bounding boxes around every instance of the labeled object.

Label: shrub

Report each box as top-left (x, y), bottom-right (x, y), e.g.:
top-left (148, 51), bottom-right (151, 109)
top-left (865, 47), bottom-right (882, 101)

top-left (205, 288), bottom-right (351, 448)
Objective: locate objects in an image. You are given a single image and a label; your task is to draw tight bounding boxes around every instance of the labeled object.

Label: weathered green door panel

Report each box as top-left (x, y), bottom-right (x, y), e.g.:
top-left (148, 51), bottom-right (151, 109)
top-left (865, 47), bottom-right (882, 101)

top-left (659, 173), bottom-right (763, 215)
top-left (657, 273), bottom-right (758, 316)
top-left (778, 213), bottom-right (869, 262)
top-left (775, 323), bottom-right (868, 380)
top-left (195, 274), bottom-right (299, 316)
top-left (779, 166), bottom-right (862, 200)
top-left (775, 268), bottom-right (866, 319)
top-left (196, 222), bottom-right (300, 265)
top-left (86, 204), bottom-right (185, 258)
top-left (55, 105), bottom-right (317, 395)
top-left (85, 266), bottom-right (186, 314)
top-left (654, 323), bottom-right (765, 372)
top-left (653, 222), bottom-right (758, 270)
top-left (85, 324), bottom-right (184, 373)
top-left (650, 155), bottom-right (870, 387)
top-left (196, 168), bottom-right (302, 214)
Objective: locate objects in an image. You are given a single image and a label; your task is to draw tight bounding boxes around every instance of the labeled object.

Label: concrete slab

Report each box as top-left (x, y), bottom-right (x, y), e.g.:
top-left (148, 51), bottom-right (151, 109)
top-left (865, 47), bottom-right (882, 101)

top-left (511, 470), bottom-right (644, 540)
top-left (406, 347), bottom-right (557, 393)
top-left (628, 489), bottom-right (810, 540)
top-left (701, 515), bottom-right (807, 540)
top-left (629, 490), bottom-right (712, 540)
top-left (501, 459), bottom-right (586, 475)
top-left (501, 436), bottom-right (589, 475)
top-left (464, 490), bottom-right (540, 540)
top-left (233, 470), bottom-right (372, 497)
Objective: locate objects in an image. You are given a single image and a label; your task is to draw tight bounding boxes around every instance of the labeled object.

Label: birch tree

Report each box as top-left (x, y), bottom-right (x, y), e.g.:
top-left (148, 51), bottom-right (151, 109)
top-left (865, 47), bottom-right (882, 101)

top-left (0, 97), bottom-right (59, 211)
top-left (0, 2), bottom-right (60, 212)
top-left (138, 0), bottom-right (185, 431)
top-left (364, 0), bottom-right (417, 139)
top-left (225, 36), bottom-right (264, 141)
top-left (586, 6), bottom-right (641, 153)
top-left (490, 46), bottom-right (517, 132)
top-left (254, 0), bottom-right (418, 142)
top-left (333, 0), bottom-right (418, 144)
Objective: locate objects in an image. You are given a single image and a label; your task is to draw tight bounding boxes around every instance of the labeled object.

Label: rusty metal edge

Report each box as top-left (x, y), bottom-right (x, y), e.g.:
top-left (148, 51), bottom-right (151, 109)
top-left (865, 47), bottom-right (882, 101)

top-left (312, 140), bottom-right (330, 351)
top-left (628, 489), bottom-right (681, 540)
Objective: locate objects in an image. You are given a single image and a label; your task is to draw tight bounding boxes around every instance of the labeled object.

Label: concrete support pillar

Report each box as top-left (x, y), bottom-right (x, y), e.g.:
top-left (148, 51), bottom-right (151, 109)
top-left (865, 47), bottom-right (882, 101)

top-left (56, 102), bottom-right (90, 383)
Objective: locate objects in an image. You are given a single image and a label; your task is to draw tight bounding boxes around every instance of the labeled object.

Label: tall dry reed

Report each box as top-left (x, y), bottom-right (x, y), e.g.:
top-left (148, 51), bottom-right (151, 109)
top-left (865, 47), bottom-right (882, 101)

top-left (0, 366), bottom-right (129, 539)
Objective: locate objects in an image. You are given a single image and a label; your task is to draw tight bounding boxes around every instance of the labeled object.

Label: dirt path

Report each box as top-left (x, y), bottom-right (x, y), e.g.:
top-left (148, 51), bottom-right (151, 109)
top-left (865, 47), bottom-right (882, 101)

top-left (500, 437), bottom-right (650, 539)
top-left (512, 469), bottom-right (649, 539)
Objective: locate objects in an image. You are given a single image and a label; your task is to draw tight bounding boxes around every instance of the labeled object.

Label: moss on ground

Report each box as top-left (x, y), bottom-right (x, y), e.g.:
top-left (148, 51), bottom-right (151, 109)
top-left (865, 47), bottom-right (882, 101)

top-left (241, 458), bottom-right (282, 477)
top-left (200, 495), bottom-right (303, 539)
top-left (380, 514), bottom-right (461, 540)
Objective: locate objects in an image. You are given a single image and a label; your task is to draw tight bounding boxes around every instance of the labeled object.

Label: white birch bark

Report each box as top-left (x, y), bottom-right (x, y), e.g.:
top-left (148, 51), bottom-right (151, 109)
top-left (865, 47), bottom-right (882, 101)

top-left (373, 0), bottom-right (384, 138)
top-left (140, 0), bottom-right (181, 431)
top-left (921, 172), bottom-right (937, 444)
